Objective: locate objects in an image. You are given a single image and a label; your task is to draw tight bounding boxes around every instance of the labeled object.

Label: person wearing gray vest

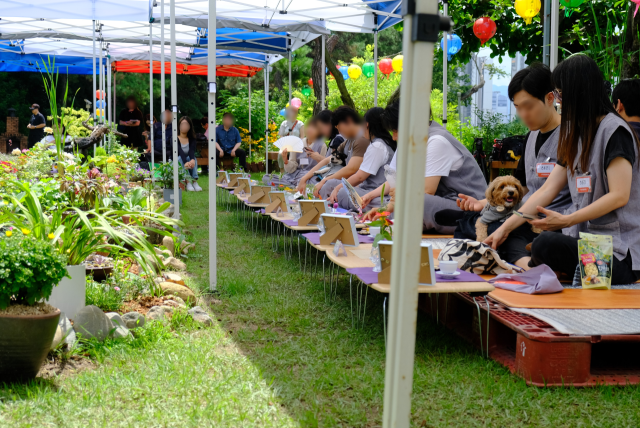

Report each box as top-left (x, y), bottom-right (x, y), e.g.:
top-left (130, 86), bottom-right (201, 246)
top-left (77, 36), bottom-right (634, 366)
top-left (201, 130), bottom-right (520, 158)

top-left (262, 118), bottom-right (327, 187)
top-left (458, 63), bottom-right (572, 268)
top-left (328, 107), bottom-right (396, 210)
top-left (295, 106), bottom-right (369, 198)
top-left (485, 55), bottom-right (640, 285)
top-left (612, 79), bottom-right (640, 140)
top-left (363, 102), bottom-right (487, 234)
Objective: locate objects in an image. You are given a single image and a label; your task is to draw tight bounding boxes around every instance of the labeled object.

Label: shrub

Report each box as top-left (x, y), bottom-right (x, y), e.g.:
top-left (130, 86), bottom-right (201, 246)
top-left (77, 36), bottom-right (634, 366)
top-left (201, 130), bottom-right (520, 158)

top-left (0, 235), bottom-right (68, 309)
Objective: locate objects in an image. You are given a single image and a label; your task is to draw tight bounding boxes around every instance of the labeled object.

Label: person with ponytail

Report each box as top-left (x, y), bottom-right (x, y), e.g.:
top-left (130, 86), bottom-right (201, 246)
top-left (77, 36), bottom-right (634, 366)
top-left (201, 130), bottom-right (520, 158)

top-left (485, 55), bottom-right (640, 285)
top-left (330, 107), bottom-right (396, 210)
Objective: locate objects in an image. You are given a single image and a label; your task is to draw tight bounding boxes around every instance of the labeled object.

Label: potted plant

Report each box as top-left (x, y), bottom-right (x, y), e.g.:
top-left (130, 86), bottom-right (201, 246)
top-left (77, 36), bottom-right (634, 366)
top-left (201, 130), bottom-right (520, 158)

top-left (156, 161), bottom-right (190, 205)
top-left (0, 234), bottom-right (69, 382)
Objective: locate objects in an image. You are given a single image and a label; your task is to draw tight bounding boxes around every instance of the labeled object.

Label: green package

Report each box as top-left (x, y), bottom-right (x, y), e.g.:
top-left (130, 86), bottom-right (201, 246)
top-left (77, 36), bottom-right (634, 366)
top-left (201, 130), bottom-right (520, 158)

top-left (578, 233), bottom-right (612, 290)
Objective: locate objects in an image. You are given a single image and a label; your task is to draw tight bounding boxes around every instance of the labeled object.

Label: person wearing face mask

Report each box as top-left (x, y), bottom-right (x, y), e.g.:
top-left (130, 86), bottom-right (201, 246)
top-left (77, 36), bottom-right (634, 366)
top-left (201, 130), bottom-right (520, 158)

top-left (279, 106), bottom-right (305, 139)
top-left (455, 63), bottom-right (571, 268)
top-left (174, 116), bottom-right (202, 192)
top-left (263, 117), bottom-right (327, 187)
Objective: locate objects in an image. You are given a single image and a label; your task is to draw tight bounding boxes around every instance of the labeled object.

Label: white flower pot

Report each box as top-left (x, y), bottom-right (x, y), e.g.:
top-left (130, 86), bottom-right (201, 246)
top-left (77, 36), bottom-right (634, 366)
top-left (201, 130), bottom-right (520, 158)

top-left (46, 265), bottom-right (86, 319)
top-left (164, 188), bottom-right (182, 205)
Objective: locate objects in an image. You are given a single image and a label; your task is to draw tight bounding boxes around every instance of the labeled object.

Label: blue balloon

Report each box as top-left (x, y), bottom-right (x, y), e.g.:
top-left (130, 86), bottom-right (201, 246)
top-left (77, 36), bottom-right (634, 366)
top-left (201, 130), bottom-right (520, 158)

top-left (440, 33), bottom-right (463, 61)
top-left (339, 65), bottom-right (350, 80)
top-left (279, 108), bottom-right (286, 116)
top-left (96, 100), bottom-right (106, 109)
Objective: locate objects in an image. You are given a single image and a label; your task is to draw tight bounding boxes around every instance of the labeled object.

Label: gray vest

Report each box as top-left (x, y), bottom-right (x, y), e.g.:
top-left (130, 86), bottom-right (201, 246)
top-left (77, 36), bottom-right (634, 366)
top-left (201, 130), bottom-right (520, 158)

top-left (358, 139), bottom-right (394, 192)
top-left (428, 121), bottom-right (487, 200)
top-left (563, 113), bottom-right (640, 269)
top-left (282, 138), bottom-right (327, 183)
top-left (321, 138), bottom-right (354, 179)
top-left (522, 127), bottom-right (572, 212)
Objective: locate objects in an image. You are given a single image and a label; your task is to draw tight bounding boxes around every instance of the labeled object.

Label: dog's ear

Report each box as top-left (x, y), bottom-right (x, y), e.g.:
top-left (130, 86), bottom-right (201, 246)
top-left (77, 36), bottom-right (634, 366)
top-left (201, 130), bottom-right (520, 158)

top-left (485, 177), bottom-right (498, 202)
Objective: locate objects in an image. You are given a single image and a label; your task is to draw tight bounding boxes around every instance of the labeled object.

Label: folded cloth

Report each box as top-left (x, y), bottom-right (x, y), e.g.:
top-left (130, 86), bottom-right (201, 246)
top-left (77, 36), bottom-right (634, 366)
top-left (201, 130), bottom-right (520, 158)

top-left (489, 264), bottom-right (563, 294)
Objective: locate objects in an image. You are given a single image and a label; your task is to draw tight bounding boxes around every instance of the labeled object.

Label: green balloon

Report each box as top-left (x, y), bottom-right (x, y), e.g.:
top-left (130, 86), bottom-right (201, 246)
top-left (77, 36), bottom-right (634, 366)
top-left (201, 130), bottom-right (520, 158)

top-left (362, 62), bottom-right (375, 79)
top-left (301, 87), bottom-right (312, 97)
top-left (560, 0), bottom-right (584, 16)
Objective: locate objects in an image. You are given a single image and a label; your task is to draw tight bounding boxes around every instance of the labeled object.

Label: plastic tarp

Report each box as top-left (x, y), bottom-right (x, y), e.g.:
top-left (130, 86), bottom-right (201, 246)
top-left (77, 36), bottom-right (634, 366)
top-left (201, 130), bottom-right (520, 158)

top-left (112, 60), bottom-right (261, 77)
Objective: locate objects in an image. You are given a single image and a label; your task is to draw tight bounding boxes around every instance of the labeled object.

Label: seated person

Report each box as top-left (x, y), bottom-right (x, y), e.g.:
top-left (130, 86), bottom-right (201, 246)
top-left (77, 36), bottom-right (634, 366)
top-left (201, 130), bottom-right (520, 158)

top-left (263, 117), bottom-right (327, 187)
top-left (363, 101), bottom-right (487, 234)
top-left (612, 78), bottom-right (640, 136)
top-left (328, 107), bottom-right (396, 210)
top-left (279, 106), bottom-right (305, 139)
top-left (151, 109), bottom-right (172, 163)
top-left (175, 116), bottom-right (202, 192)
top-left (215, 112), bottom-right (247, 172)
top-left (142, 114), bottom-right (161, 154)
top-left (456, 63), bottom-right (571, 268)
top-left (296, 106), bottom-right (369, 198)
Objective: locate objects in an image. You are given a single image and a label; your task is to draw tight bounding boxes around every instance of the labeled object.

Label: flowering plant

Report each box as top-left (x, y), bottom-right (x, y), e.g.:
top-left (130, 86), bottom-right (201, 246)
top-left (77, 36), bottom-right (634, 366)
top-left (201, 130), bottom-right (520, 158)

top-left (369, 185), bottom-right (393, 246)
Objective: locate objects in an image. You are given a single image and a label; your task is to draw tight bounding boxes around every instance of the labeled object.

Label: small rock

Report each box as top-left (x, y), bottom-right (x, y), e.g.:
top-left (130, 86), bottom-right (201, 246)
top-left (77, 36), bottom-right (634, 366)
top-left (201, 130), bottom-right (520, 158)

top-left (59, 313), bottom-right (77, 346)
top-left (162, 236), bottom-right (175, 256)
top-left (163, 257), bottom-right (187, 271)
top-left (164, 299), bottom-right (186, 309)
top-left (154, 276), bottom-right (164, 284)
top-left (73, 305), bottom-right (113, 342)
top-left (160, 305), bottom-right (174, 313)
top-left (122, 312), bottom-right (146, 329)
top-left (163, 272), bottom-right (185, 285)
top-left (50, 326), bottom-right (63, 350)
top-left (105, 312), bottom-right (131, 339)
top-left (162, 204), bottom-right (175, 217)
top-left (188, 306), bottom-right (213, 326)
top-left (181, 241), bottom-right (196, 255)
top-left (159, 282), bottom-right (196, 303)
top-left (147, 306), bottom-right (165, 321)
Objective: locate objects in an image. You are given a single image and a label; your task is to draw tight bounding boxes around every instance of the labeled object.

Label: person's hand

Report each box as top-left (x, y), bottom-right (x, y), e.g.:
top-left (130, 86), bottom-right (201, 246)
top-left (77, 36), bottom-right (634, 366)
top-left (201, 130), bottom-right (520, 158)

top-left (313, 180), bottom-right (325, 198)
top-left (309, 152), bottom-right (324, 162)
top-left (27, 124), bottom-right (33, 129)
top-left (219, 149), bottom-right (224, 157)
top-left (457, 194), bottom-right (484, 212)
top-left (361, 193), bottom-right (374, 210)
top-left (282, 147), bottom-right (288, 158)
top-left (363, 208), bottom-right (382, 222)
top-left (296, 179), bottom-right (307, 195)
top-left (529, 206), bottom-right (571, 231)
top-left (483, 226), bottom-right (510, 250)
top-left (328, 189), bottom-right (339, 204)
top-left (231, 149), bottom-right (236, 157)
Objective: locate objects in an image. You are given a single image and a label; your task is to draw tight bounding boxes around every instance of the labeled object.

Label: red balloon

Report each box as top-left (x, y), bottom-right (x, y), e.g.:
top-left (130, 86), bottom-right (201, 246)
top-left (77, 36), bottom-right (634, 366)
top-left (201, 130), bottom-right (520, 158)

top-left (378, 58), bottom-right (394, 76)
top-left (473, 17), bottom-right (497, 45)
top-left (96, 90), bottom-right (105, 100)
top-left (308, 78), bottom-right (313, 86)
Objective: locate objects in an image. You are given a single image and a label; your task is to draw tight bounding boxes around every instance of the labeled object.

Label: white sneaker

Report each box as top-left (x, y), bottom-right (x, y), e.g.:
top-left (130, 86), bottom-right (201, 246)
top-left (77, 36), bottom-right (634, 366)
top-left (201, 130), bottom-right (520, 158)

top-left (186, 182), bottom-right (195, 192)
top-left (193, 182), bottom-right (203, 192)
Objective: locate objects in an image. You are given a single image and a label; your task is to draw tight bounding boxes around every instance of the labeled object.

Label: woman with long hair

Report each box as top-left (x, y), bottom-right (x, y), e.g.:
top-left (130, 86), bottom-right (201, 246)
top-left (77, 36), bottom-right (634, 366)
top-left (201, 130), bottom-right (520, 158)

top-left (175, 116), bottom-right (202, 192)
top-left (485, 54), bottom-right (640, 284)
top-left (117, 96), bottom-right (143, 149)
top-left (328, 106), bottom-right (396, 209)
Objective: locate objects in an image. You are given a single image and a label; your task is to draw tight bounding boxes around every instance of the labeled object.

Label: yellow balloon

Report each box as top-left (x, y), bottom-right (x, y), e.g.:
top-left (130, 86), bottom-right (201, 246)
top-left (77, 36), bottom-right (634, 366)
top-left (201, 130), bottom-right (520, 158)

top-left (515, 0), bottom-right (541, 24)
top-left (286, 102), bottom-right (290, 108)
top-left (347, 64), bottom-right (362, 79)
top-left (392, 55), bottom-right (403, 73)
top-left (96, 109), bottom-right (104, 117)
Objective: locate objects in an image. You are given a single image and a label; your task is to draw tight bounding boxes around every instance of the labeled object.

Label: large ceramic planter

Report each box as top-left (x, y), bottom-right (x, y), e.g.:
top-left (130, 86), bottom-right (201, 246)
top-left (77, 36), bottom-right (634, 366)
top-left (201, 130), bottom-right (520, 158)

top-left (163, 188), bottom-right (183, 205)
top-left (46, 264), bottom-right (86, 319)
top-left (0, 309), bottom-right (60, 382)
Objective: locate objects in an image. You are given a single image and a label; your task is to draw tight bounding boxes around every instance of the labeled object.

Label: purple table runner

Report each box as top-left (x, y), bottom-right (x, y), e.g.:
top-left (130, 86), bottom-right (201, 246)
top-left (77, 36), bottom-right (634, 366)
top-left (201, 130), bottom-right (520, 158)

top-left (302, 232), bottom-right (374, 245)
top-left (346, 267), bottom-right (486, 285)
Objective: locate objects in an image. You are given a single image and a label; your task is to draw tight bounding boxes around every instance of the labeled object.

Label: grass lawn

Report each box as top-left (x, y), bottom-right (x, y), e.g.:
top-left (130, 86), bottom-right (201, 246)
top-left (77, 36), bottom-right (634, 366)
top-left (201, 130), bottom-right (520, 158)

top-left (2, 174), bottom-right (640, 427)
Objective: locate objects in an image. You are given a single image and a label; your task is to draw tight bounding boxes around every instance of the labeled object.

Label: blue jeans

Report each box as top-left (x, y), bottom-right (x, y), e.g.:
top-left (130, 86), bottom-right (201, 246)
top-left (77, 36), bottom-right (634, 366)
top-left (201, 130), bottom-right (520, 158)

top-left (179, 156), bottom-right (198, 180)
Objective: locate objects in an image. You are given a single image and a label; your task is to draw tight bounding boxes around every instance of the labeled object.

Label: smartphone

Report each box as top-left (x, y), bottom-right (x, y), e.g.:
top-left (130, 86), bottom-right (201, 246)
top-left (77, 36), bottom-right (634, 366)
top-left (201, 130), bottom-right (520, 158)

top-left (514, 211), bottom-right (540, 221)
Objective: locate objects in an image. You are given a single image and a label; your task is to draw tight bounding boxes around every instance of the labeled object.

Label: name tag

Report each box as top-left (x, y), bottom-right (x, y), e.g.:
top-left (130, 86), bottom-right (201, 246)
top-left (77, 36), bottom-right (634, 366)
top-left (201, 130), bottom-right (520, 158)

top-left (300, 158), bottom-right (309, 165)
top-left (536, 163), bottom-right (555, 178)
top-left (576, 176), bottom-right (592, 193)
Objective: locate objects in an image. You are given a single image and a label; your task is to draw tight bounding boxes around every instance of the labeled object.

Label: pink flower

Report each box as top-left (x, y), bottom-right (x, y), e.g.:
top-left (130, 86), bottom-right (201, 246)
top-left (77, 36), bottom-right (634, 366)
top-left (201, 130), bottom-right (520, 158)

top-left (114, 287), bottom-right (120, 292)
top-left (21, 149), bottom-right (28, 153)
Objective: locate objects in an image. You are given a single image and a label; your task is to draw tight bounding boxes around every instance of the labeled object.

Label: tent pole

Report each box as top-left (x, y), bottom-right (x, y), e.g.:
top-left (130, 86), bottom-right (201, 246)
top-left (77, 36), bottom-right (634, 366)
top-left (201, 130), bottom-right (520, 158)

top-left (107, 54), bottom-right (112, 148)
top-left (208, 0), bottom-right (217, 291)
top-left (374, 30), bottom-right (378, 107)
top-left (170, 0), bottom-right (179, 218)
top-left (92, 19), bottom-right (97, 156)
top-left (288, 50), bottom-right (292, 104)
top-left (161, 0), bottom-right (166, 163)
top-left (321, 35), bottom-right (325, 110)
top-left (542, 0), bottom-right (551, 66)
top-left (550, 0), bottom-right (559, 69)
top-left (113, 70), bottom-right (117, 129)
top-left (249, 75), bottom-right (252, 161)
top-left (265, 62), bottom-right (269, 176)
top-left (150, 21), bottom-right (154, 182)
top-left (99, 35), bottom-right (104, 147)
top-left (442, 0), bottom-right (448, 126)
top-left (381, 0), bottom-right (439, 426)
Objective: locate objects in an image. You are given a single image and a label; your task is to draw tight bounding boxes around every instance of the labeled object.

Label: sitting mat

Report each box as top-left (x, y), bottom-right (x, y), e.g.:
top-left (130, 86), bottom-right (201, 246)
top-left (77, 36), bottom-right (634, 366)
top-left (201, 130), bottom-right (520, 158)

top-left (490, 288), bottom-right (640, 309)
top-left (512, 308), bottom-right (640, 335)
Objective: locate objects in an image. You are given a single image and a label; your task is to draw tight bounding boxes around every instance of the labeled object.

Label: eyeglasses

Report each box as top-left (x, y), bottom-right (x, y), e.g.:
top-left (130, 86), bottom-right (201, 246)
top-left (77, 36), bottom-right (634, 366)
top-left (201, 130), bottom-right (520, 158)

top-left (553, 89), bottom-right (562, 102)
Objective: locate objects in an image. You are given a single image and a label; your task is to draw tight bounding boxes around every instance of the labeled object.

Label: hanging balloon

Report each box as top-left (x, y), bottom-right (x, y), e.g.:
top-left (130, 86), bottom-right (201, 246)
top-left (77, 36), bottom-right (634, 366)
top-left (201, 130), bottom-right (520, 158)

top-left (286, 102), bottom-right (290, 108)
top-left (347, 64), bottom-right (362, 79)
top-left (96, 109), bottom-right (104, 117)
top-left (391, 55), bottom-right (403, 73)
top-left (291, 98), bottom-right (302, 109)
top-left (440, 34), bottom-right (463, 61)
top-left (515, 0), bottom-right (541, 24)
top-left (301, 87), bottom-right (312, 97)
top-left (325, 67), bottom-right (329, 75)
top-left (339, 65), bottom-right (350, 80)
top-left (559, 0), bottom-right (585, 16)
top-left (473, 17), bottom-right (497, 46)
top-left (362, 62), bottom-right (375, 78)
top-left (279, 108), bottom-right (286, 116)
top-left (95, 89), bottom-right (105, 100)
top-left (308, 78), bottom-right (313, 86)
top-left (96, 100), bottom-right (106, 109)
top-left (378, 58), bottom-right (394, 77)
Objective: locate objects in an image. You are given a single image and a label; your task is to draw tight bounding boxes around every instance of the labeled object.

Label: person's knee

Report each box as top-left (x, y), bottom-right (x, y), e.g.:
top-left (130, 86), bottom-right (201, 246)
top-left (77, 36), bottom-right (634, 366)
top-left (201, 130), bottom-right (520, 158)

top-left (336, 188), bottom-right (350, 209)
top-left (530, 232), bottom-right (556, 264)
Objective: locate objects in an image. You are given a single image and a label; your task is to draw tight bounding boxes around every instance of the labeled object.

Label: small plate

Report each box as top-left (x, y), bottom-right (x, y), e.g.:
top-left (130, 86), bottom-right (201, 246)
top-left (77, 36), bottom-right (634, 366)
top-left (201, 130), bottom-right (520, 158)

top-left (436, 271), bottom-right (460, 279)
